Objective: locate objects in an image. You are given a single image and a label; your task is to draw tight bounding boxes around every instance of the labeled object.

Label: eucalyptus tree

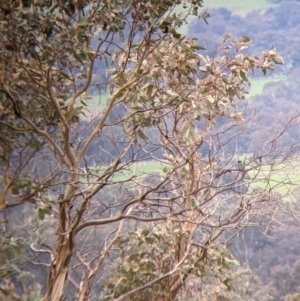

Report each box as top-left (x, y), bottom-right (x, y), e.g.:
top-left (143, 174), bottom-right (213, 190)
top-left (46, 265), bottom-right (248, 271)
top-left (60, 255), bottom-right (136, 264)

top-left (0, 0), bottom-right (297, 301)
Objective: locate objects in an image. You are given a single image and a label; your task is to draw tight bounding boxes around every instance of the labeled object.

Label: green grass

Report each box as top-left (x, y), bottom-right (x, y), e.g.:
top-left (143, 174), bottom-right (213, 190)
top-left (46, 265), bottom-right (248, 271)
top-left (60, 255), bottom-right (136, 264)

top-left (202, 0), bottom-right (274, 15)
top-left (249, 172), bottom-right (300, 194)
top-left (90, 158), bottom-right (300, 200)
top-left (75, 93), bottom-right (108, 118)
top-left (221, 155), bottom-right (300, 198)
top-left (244, 159), bottom-right (300, 200)
top-left (84, 93), bottom-right (108, 108)
top-left (90, 161), bottom-right (170, 183)
top-left (111, 161), bottom-right (170, 182)
top-left (247, 76), bottom-right (286, 98)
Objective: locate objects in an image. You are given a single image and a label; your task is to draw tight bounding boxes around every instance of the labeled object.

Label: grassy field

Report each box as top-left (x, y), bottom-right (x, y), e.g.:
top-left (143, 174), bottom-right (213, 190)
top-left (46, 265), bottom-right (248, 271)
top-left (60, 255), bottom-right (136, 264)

top-left (90, 155), bottom-right (300, 201)
top-left (76, 93), bottom-right (108, 117)
top-left (84, 93), bottom-right (108, 108)
top-left (110, 161), bottom-right (169, 182)
top-left (90, 159), bottom-right (300, 202)
top-left (202, 0), bottom-right (274, 15)
top-left (247, 76), bottom-right (286, 98)
top-left (233, 156), bottom-right (300, 198)
top-left (89, 161), bottom-right (170, 183)
top-left (249, 170), bottom-right (300, 197)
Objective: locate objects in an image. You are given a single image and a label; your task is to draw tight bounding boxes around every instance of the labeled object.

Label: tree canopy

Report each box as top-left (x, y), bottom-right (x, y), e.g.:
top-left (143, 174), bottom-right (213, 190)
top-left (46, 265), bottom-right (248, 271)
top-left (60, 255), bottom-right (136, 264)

top-left (0, 1), bottom-right (297, 301)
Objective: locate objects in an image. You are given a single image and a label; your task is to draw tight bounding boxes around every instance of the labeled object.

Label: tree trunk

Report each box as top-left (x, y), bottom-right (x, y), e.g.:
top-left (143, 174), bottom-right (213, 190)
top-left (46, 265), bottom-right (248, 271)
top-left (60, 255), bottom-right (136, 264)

top-left (43, 198), bottom-right (74, 301)
top-left (78, 277), bottom-right (92, 301)
top-left (43, 234), bottom-right (73, 301)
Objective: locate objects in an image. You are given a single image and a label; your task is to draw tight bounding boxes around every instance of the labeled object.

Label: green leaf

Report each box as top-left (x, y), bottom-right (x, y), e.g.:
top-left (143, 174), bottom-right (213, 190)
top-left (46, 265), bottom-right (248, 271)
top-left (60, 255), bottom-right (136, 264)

top-left (103, 55), bottom-right (109, 68)
top-left (191, 43), bottom-right (206, 51)
top-left (146, 84), bottom-right (154, 98)
top-left (240, 70), bottom-right (249, 83)
top-left (191, 198), bottom-right (198, 208)
top-left (73, 51), bottom-right (84, 64)
top-left (137, 130), bottom-right (147, 142)
top-left (113, 236), bottom-right (129, 246)
top-left (29, 138), bottom-right (42, 150)
top-left (121, 262), bottom-right (130, 273)
top-left (241, 36), bottom-right (252, 43)
top-left (140, 228), bottom-right (150, 237)
top-left (149, 8), bottom-right (158, 20)
top-left (162, 167), bottom-right (169, 173)
top-left (222, 33), bottom-right (231, 43)
top-left (37, 207), bottom-right (52, 221)
top-left (119, 31), bottom-right (125, 43)
top-left (223, 278), bottom-right (233, 291)
top-left (145, 236), bottom-right (155, 244)
top-left (78, 17), bottom-right (88, 26)
top-left (172, 32), bottom-right (182, 39)
top-left (80, 99), bottom-right (88, 106)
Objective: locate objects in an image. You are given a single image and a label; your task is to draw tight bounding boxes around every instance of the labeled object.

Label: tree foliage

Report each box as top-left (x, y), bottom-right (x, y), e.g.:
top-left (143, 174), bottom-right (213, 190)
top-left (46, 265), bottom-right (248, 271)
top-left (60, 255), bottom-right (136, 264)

top-left (0, 0), bottom-right (296, 301)
top-left (188, 2), bottom-right (300, 75)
